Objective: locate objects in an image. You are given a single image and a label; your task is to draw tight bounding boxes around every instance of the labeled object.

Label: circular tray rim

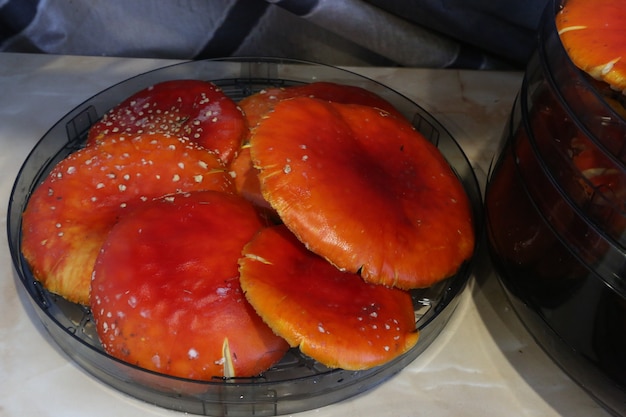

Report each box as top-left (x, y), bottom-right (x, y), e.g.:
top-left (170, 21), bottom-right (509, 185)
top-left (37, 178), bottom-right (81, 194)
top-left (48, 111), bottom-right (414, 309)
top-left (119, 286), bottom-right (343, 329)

top-left (7, 57), bottom-right (483, 416)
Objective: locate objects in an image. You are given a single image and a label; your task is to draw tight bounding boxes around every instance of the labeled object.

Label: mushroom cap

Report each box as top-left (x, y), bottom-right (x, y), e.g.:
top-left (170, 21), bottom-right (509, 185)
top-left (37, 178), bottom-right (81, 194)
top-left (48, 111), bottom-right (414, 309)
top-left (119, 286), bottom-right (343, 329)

top-left (91, 191), bottom-right (288, 379)
top-left (239, 81), bottom-right (408, 131)
top-left (21, 133), bottom-right (233, 304)
top-left (556, 0), bottom-right (626, 92)
top-left (233, 81), bottom-right (409, 214)
top-left (238, 225), bottom-right (418, 371)
top-left (249, 97), bottom-right (475, 289)
top-left (229, 143), bottom-right (276, 213)
top-left (87, 79), bottom-right (247, 164)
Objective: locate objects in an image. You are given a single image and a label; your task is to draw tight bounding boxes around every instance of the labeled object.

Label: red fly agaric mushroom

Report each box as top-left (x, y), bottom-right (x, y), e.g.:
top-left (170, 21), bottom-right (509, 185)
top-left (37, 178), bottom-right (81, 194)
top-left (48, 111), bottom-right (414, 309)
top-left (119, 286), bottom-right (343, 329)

top-left (556, 0), bottom-right (626, 230)
top-left (556, 0), bottom-right (626, 93)
top-left (87, 79), bottom-right (248, 165)
top-left (232, 81), bottom-right (409, 212)
top-left (238, 81), bottom-right (407, 130)
top-left (21, 133), bottom-right (233, 305)
top-left (238, 225), bottom-right (418, 370)
top-left (249, 97), bottom-right (475, 290)
top-left (91, 191), bottom-right (289, 379)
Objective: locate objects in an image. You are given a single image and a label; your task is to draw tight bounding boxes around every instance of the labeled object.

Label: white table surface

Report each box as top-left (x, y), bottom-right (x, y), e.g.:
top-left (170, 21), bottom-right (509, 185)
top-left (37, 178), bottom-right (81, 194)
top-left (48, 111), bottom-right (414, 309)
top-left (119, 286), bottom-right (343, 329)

top-left (0, 52), bottom-right (613, 417)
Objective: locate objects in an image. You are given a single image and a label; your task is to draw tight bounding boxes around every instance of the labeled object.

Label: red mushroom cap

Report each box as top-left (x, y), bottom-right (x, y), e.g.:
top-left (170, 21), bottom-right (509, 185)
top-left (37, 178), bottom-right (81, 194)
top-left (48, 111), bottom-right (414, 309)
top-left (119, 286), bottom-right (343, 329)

top-left (557, 0), bottom-right (626, 92)
top-left (229, 144), bottom-right (275, 212)
top-left (249, 97), bottom-right (475, 289)
top-left (21, 133), bottom-right (233, 304)
top-left (87, 79), bottom-right (247, 164)
top-left (239, 225), bottom-right (418, 370)
top-left (233, 81), bottom-right (408, 211)
top-left (91, 191), bottom-right (289, 380)
top-left (239, 81), bottom-right (407, 131)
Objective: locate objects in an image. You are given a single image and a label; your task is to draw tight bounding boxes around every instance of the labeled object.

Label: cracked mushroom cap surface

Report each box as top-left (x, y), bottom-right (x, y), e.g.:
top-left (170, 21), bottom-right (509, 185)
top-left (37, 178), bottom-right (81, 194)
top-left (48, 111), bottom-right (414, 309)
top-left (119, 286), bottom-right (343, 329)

top-left (239, 225), bottom-right (418, 371)
top-left (556, 0), bottom-right (626, 92)
top-left (91, 191), bottom-right (289, 380)
top-left (21, 133), bottom-right (233, 304)
top-left (249, 97), bottom-right (475, 289)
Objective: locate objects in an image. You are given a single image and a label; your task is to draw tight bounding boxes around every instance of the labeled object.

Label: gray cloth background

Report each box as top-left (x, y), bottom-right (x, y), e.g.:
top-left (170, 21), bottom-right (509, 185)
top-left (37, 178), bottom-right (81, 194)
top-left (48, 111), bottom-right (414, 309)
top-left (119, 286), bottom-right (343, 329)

top-left (0, 0), bottom-right (549, 69)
